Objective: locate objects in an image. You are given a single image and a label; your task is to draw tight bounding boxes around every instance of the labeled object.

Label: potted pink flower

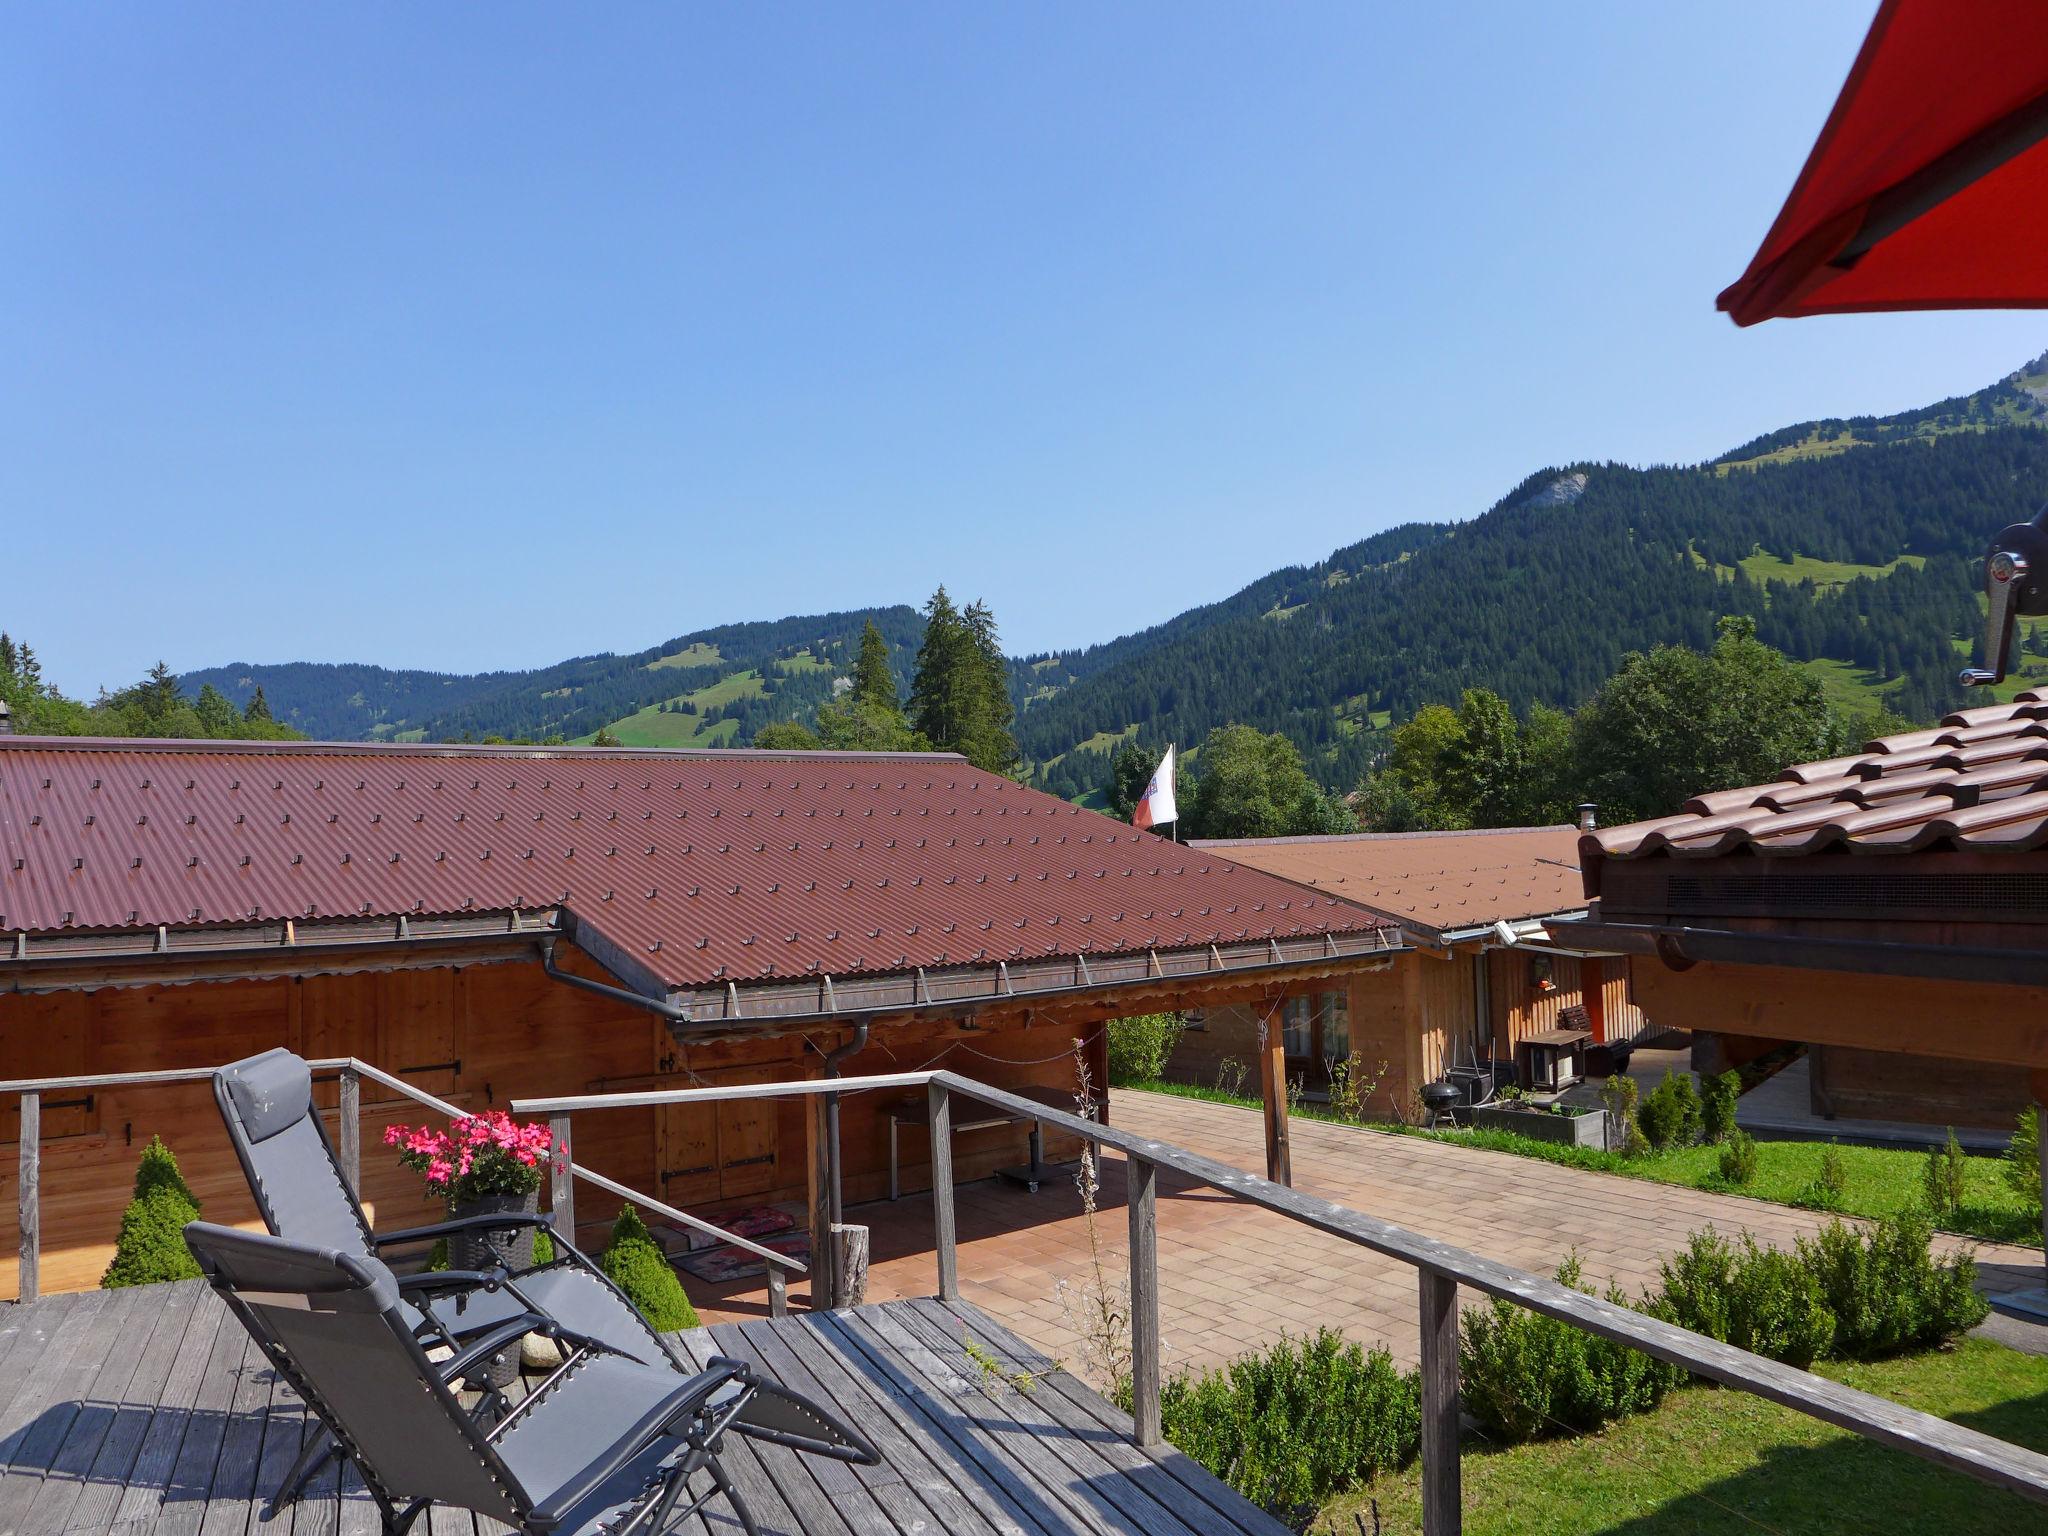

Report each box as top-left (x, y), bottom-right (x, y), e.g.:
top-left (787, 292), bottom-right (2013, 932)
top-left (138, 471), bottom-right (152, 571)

top-left (384, 1110), bottom-right (553, 1275)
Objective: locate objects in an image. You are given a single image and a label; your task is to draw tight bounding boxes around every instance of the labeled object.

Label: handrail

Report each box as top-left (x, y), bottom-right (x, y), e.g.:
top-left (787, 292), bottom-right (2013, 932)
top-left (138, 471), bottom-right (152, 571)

top-left (515, 1066), bottom-right (2048, 1528)
top-left (6, 1054), bottom-right (803, 1319)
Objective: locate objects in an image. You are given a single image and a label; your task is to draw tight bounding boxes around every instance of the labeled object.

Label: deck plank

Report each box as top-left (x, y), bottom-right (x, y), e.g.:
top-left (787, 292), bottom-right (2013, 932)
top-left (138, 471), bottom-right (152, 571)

top-left (1, 1284), bottom-right (1277, 1536)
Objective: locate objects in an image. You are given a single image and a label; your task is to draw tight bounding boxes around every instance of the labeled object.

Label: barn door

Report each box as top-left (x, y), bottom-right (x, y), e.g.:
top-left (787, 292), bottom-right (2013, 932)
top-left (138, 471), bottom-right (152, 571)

top-left (380, 971), bottom-right (460, 1102)
top-left (656, 1100), bottom-right (721, 1207)
top-left (713, 1067), bottom-right (780, 1200)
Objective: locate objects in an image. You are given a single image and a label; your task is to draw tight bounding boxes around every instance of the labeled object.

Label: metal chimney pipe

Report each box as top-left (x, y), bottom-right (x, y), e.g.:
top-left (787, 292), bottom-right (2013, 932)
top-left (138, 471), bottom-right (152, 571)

top-left (1576, 802), bottom-right (1597, 832)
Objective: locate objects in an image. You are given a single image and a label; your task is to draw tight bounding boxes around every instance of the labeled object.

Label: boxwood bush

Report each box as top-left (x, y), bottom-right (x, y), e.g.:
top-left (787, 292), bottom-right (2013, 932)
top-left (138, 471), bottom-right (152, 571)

top-left (1154, 1328), bottom-right (1418, 1519)
top-left (1654, 1229), bottom-right (1835, 1368)
top-left (1637, 1070), bottom-right (1703, 1151)
top-left (1105, 1013), bottom-right (1187, 1086)
top-left (103, 1136), bottom-right (203, 1289)
top-left (1797, 1210), bottom-right (1986, 1358)
top-left (600, 1204), bottom-right (698, 1332)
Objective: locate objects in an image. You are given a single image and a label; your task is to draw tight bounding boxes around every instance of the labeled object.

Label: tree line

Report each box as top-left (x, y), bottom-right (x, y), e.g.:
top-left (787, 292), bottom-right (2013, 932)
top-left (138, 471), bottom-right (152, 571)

top-left (1, 635), bottom-right (304, 741)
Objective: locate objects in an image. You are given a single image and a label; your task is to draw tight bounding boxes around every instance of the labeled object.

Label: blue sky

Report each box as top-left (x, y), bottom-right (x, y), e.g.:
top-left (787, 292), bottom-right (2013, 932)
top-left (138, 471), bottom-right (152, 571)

top-left (5, 3), bottom-right (2040, 696)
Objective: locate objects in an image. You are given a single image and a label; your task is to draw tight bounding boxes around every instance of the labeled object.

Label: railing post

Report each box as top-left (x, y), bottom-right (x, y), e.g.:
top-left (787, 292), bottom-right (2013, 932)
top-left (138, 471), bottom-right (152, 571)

top-left (1126, 1153), bottom-right (1160, 1448)
top-left (549, 1114), bottom-right (576, 1247)
top-left (767, 1261), bottom-right (788, 1319)
top-left (17, 1092), bottom-right (38, 1306)
top-left (337, 1066), bottom-right (361, 1198)
top-left (928, 1080), bottom-right (958, 1303)
top-left (1419, 1267), bottom-right (1462, 1536)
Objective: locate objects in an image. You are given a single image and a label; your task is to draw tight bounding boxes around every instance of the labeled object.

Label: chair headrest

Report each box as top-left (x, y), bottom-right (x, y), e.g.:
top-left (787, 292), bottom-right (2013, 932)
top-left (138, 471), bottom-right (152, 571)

top-left (217, 1048), bottom-right (314, 1143)
top-left (184, 1219), bottom-right (399, 1313)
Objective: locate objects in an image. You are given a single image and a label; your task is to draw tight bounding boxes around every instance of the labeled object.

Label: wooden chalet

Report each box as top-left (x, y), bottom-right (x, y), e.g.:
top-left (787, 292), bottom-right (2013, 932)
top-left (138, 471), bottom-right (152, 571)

top-left (0, 735), bottom-right (1400, 1302)
top-left (1173, 827), bottom-right (1647, 1115)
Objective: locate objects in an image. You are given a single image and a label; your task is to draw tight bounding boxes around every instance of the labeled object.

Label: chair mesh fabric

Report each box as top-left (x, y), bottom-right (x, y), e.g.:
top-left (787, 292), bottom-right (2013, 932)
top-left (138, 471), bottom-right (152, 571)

top-left (214, 1050), bottom-right (375, 1258)
top-left (185, 1222), bottom-right (528, 1529)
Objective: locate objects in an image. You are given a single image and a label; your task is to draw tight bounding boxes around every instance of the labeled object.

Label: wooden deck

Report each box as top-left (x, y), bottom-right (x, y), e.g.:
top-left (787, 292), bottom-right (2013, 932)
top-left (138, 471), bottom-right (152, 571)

top-left (0, 1280), bottom-right (1286, 1536)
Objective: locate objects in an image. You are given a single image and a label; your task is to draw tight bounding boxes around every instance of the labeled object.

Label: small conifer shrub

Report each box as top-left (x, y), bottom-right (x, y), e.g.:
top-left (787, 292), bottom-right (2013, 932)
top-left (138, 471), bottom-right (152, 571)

top-left (599, 1205), bottom-right (698, 1331)
top-left (103, 1136), bottom-right (203, 1289)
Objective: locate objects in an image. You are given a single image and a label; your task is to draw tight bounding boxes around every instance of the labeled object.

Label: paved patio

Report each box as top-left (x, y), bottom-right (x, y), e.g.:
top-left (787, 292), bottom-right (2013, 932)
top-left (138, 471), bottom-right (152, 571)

top-left (684, 1089), bottom-right (2044, 1381)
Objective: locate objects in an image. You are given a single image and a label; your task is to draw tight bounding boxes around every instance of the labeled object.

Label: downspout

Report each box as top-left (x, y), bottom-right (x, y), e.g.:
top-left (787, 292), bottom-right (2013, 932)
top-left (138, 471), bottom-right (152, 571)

top-left (539, 938), bottom-right (694, 1023)
top-left (820, 1024), bottom-right (870, 1232)
top-left (816, 1023), bottom-right (869, 1309)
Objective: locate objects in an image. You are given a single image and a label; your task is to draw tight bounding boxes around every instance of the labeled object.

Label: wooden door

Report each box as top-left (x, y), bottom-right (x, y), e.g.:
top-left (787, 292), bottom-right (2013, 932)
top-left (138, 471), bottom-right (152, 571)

top-left (713, 1067), bottom-right (780, 1200)
top-left (656, 1101), bottom-right (721, 1207)
top-left (380, 971), bottom-right (460, 1102)
top-left (0, 993), bottom-right (94, 1142)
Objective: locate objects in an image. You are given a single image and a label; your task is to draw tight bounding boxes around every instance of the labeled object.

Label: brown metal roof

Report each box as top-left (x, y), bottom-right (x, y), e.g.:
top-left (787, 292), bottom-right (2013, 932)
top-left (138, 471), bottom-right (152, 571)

top-left (1581, 690), bottom-right (2048, 889)
top-left (0, 736), bottom-right (1392, 992)
top-left (1189, 826), bottom-right (1585, 941)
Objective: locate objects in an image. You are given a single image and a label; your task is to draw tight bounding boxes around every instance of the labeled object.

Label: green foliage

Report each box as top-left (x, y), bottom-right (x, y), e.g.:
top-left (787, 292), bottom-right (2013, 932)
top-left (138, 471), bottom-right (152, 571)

top-left (591, 727), bottom-right (623, 747)
top-left (815, 695), bottom-right (928, 752)
top-left (2008, 1106), bottom-right (2042, 1213)
top-left (1716, 1128), bottom-right (1759, 1187)
top-left (103, 1137), bottom-right (203, 1289)
top-left (1104, 1014), bottom-right (1186, 1086)
top-left (1369, 690), bottom-right (1574, 831)
top-left (1636, 1070), bottom-right (1703, 1152)
top-left (1598, 1074), bottom-right (1649, 1159)
top-left (1154, 1329), bottom-right (1419, 1517)
top-left (751, 720), bottom-right (820, 751)
top-left (1459, 1255), bottom-right (1680, 1443)
top-left (1795, 1211), bottom-right (1987, 1359)
top-left (849, 620), bottom-right (897, 710)
top-left (1183, 725), bottom-right (1352, 839)
top-left (1701, 1069), bottom-right (1741, 1144)
top-left (0, 634), bottom-right (304, 742)
top-left (1922, 1129), bottom-right (1970, 1222)
top-left (599, 1205), bottom-right (698, 1332)
top-left (1654, 1229), bottom-right (1834, 1368)
top-left (1793, 1146), bottom-right (1851, 1212)
top-left (909, 588), bottom-right (1018, 774)
top-left (532, 1226), bottom-right (555, 1266)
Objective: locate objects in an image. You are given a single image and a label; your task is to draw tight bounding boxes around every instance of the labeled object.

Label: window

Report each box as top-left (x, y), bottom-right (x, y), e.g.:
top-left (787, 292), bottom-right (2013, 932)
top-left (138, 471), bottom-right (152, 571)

top-left (1282, 996), bottom-right (1313, 1059)
top-left (1324, 991), bottom-right (1350, 1064)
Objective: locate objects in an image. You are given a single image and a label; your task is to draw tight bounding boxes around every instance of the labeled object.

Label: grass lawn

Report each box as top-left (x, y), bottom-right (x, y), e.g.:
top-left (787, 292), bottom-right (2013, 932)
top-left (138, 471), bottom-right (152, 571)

top-left (1315, 1338), bottom-right (2048, 1535)
top-left (1122, 1080), bottom-right (2040, 1247)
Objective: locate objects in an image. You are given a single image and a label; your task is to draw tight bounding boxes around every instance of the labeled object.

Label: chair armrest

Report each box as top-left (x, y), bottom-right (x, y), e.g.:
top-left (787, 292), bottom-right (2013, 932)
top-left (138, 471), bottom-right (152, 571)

top-left (373, 1212), bottom-right (555, 1251)
top-left (395, 1266), bottom-right (512, 1297)
top-left (436, 1314), bottom-right (548, 1385)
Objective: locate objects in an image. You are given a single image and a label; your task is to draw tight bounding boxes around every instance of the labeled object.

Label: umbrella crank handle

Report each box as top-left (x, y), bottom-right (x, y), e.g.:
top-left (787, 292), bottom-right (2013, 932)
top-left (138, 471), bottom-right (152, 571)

top-left (1961, 549), bottom-right (2029, 688)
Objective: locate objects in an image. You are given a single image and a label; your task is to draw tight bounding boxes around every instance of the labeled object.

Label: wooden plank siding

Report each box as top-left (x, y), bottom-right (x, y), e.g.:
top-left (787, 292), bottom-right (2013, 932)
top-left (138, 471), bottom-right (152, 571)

top-left (0, 945), bottom-right (1098, 1301)
top-left (1485, 950), bottom-right (1647, 1055)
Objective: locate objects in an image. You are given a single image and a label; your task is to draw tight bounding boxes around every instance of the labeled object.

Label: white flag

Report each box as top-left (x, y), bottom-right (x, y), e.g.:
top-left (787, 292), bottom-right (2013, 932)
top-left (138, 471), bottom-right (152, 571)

top-left (1133, 744), bottom-right (1177, 830)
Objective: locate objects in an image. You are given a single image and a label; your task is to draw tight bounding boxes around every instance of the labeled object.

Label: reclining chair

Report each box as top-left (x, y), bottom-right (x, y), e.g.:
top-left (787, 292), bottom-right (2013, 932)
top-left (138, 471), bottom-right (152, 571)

top-left (211, 1049), bottom-right (674, 1503)
top-left (185, 1221), bottom-right (876, 1536)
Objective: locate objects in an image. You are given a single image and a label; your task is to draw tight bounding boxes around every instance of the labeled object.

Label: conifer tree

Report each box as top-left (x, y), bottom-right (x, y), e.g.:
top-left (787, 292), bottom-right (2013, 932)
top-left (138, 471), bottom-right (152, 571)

top-left (244, 686), bottom-right (274, 724)
top-left (850, 621), bottom-right (897, 709)
top-left (909, 588), bottom-right (1018, 774)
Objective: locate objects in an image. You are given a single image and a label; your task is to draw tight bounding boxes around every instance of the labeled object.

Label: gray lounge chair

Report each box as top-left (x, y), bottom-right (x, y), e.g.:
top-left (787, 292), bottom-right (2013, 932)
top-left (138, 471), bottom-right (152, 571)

top-left (211, 1049), bottom-right (675, 1503)
top-left (185, 1221), bottom-right (876, 1536)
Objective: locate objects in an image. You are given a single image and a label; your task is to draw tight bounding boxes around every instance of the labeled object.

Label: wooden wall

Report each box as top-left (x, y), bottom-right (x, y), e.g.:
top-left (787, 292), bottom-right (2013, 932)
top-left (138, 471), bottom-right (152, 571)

top-left (1808, 1045), bottom-right (2030, 1131)
top-left (0, 951), bottom-right (1091, 1301)
top-left (1486, 951), bottom-right (1646, 1055)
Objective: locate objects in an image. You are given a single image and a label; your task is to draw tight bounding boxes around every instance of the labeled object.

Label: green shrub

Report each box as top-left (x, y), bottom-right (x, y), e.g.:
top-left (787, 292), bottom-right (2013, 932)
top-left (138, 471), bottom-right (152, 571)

top-left (1796, 1211), bottom-right (1987, 1359)
top-left (1792, 1146), bottom-right (1850, 1212)
top-left (2006, 1107), bottom-right (2041, 1213)
top-left (1653, 1229), bottom-right (1834, 1368)
top-left (1155, 1329), bottom-right (1418, 1518)
top-left (1701, 1070), bottom-right (1741, 1144)
top-left (1459, 1256), bottom-right (1679, 1443)
top-left (1922, 1129), bottom-right (1969, 1222)
top-left (533, 1225), bottom-right (555, 1266)
top-left (599, 1205), bottom-right (698, 1332)
top-left (1599, 1074), bottom-right (1649, 1159)
top-left (103, 1137), bottom-right (202, 1289)
top-left (1105, 1014), bottom-right (1187, 1086)
top-left (1716, 1128), bottom-right (1759, 1187)
top-left (1637, 1070), bottom-right (1703, 1151)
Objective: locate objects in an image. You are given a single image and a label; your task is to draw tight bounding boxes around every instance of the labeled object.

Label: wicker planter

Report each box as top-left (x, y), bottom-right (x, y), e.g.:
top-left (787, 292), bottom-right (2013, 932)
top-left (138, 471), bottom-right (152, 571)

top-left (448, 1188), bottom-right (539, 1388)
top-left (1472, 1104), bottom-right (1610, 1150)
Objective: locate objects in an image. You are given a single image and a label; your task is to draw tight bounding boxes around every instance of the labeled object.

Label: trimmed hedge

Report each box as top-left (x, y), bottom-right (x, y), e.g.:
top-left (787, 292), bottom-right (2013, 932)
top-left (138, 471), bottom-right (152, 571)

top-left (600, 1205), bottom-right (698, 1332)
top-left (1655, 1230), bottom-right (1834, 1368)
top-left (103, 1137), bottom-right (202, 1289)
top-left (1106, 1014), bottom-right (1186, 1087)
top-left (1154, 1328), bottom-right (1418, 1519)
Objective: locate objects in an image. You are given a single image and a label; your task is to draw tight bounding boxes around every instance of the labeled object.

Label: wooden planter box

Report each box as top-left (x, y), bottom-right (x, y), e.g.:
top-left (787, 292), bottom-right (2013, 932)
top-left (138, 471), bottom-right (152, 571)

top-left (1473, 1104), bottom-right (1611, 1150)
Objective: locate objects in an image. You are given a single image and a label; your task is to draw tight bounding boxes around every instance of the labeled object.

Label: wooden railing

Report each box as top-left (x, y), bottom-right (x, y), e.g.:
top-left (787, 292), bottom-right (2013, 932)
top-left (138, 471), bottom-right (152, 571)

top-left (3, 1056), bottom-right (804, 1316)
top-left (515, 1068), bottom-right (2048, 1535)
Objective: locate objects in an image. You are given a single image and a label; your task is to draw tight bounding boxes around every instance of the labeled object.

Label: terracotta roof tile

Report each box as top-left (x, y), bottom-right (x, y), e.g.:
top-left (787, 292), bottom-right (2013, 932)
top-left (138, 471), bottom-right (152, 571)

top-left (1585, 695), bottom-right (2048, 882)
top-left (1188, 826), bottom-right (1585, 939)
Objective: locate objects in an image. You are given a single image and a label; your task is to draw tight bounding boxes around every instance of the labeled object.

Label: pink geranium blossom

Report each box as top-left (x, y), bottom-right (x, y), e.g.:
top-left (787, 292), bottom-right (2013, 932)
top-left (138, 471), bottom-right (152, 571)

top-left (386, 1109), bottom-right (551, 1205)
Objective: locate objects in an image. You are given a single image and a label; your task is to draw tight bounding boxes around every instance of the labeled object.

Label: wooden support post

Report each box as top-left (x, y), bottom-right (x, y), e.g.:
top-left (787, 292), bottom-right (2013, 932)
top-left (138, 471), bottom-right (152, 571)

top-left (549, 1114), bottom-right (576, 1249)
top-left (1257, 1006), bottom-right (1291, 1187)
top-left (767, 1262), bottom-right (789, 1319)
top-left (832, 1223), bottom-right (871, 1309)
top-left (17, 1092), bottom-right (38, 1307)
top-left (929, 1080), bottom-right (958, 1303)
top-left (1126, 1154), bottom-right (1161, 1447)
top-left (807, 1091), bottom-right (837, 1310)
top-left (337, 1065), bottom-right (361, 1198)
top-left (1419, 1267), bottom-right (1462, 1536)
top-left (1582, 957), bottom-right (1607, 1045)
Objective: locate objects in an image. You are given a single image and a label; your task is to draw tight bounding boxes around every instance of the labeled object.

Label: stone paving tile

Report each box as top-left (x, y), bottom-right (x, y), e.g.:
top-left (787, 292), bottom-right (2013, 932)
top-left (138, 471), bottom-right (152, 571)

top-left (684, 1089), bottom-right (2043, 1377)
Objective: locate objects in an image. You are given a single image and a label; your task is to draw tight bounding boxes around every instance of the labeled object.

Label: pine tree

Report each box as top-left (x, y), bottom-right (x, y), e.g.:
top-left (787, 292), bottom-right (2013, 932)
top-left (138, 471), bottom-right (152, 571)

top-left (195, 683), bottom-right (240, 737)
top-left (850, 621), bottom-right (896, 709)
top-left (244, 686), bottom-right (274, 724)
top-left (909, 588), bottom-right (1019, 774)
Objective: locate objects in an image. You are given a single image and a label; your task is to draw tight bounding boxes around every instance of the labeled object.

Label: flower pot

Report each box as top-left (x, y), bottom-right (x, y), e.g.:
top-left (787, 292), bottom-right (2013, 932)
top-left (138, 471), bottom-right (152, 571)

top-left (448, 1188), bottom-right (539, 1389)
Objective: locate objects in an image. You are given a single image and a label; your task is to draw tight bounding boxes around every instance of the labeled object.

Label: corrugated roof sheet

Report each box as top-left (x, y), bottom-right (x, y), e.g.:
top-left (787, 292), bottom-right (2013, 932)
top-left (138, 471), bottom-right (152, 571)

top-left (1189, 826), bottom-right (1585, 939)
top-left (1583, 689), bottom-right (2048, 879)
top-left (0, 737), bottom-right (1391, 990)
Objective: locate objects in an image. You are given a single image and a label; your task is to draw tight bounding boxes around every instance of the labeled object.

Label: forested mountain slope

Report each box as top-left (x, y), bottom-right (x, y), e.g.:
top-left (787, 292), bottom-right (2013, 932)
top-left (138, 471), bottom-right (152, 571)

top-left (183, 353), bottom-right (2048, 797)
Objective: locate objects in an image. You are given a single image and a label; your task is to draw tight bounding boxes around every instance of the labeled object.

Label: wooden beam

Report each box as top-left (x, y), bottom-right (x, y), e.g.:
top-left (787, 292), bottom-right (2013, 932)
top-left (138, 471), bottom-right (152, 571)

top-left (1126, 1155), bottom-right (1161, 1448)
top-left (1631, 960), bottom-right (2048, 1067)
top-left (548, 1114), bottom-right (575, 1248)
top-left (1419, 1268), bottom-right (1462, 1535)
top-left (337, 1066), bottom-right (361, 1198)
top-left (17, 1091), bottom-right (38, 1306)
top-left (1581, 956), bottom-right (1607, 1045)
top-left (928, 1080), bottom-right (958, 1303)
top-left (807, 1089), bottom-right (836, 1310)
top-left (1257, 1000), bottom-right (1291, 1186)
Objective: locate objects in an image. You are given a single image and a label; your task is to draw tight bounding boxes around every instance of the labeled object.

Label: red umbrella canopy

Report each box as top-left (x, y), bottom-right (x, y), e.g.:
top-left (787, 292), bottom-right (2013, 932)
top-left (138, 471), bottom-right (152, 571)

top-left (1718, 0), bottom-right (2048, 325)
